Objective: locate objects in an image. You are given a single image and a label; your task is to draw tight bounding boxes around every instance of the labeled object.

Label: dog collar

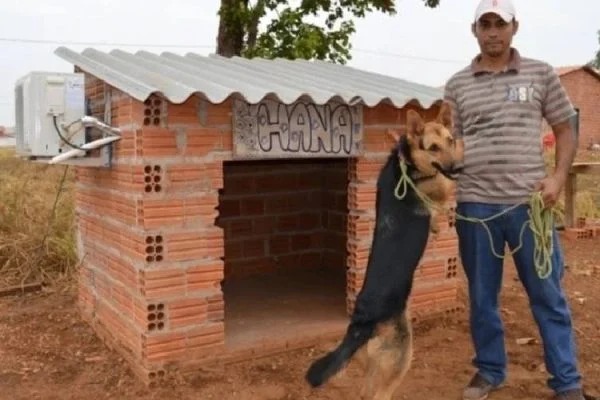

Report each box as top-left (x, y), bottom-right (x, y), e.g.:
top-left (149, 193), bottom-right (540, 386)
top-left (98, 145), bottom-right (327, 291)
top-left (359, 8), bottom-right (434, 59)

top-left (397, 136), bottom-right (438, 183)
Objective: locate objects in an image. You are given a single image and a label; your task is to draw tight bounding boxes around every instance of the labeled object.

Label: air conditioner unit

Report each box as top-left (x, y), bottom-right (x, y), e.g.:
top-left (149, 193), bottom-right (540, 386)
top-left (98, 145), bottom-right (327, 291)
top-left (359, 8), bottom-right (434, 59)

top-left (14, 71), bottom-right (86, 157)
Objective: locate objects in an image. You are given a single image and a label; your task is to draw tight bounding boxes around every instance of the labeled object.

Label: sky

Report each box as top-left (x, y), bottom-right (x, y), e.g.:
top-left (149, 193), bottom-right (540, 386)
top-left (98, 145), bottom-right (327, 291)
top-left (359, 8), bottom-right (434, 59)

top-left (0, 0), bottom-right (598, 127)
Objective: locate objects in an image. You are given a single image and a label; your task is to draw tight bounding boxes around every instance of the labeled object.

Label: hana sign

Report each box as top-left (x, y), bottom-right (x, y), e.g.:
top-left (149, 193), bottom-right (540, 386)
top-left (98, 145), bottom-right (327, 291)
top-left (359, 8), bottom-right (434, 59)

top-left (232, 98), bottom-right (363, 159)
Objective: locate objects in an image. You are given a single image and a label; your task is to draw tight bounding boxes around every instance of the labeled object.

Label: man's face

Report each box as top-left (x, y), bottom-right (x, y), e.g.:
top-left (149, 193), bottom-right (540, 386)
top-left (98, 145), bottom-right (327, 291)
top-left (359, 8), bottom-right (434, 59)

top-left (472, 13), bottom-right (518, 57)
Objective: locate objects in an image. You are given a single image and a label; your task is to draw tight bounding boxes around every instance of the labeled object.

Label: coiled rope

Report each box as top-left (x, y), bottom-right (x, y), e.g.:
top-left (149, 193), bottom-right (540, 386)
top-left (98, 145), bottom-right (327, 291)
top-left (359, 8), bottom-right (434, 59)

top-left (394, 161), bottom-right (555, 279)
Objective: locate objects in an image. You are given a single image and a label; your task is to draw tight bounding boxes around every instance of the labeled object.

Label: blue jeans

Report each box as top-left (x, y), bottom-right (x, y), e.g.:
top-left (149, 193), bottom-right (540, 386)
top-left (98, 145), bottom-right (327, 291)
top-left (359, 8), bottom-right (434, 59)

top-left (455, 202), bottom-right (581, 393)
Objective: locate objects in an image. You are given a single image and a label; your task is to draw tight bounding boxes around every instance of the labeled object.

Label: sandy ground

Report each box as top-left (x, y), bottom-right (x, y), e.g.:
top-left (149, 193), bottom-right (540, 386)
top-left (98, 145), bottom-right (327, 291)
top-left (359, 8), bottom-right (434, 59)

top-left (1, 233), bottom-right (599, 400)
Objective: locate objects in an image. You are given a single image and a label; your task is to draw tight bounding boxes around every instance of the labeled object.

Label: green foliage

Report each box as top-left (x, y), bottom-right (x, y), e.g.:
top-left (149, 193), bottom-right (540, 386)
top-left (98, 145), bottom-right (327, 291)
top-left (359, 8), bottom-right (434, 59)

top-left (217, 0), bottom-right (441, 63)
top-left (592, 29), bottom-right (600, 69)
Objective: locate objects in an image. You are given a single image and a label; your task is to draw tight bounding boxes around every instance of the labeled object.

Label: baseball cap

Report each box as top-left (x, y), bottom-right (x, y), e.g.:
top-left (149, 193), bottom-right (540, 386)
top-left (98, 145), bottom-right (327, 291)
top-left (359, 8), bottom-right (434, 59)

top-left (474, 0), bottom-right (516, 23)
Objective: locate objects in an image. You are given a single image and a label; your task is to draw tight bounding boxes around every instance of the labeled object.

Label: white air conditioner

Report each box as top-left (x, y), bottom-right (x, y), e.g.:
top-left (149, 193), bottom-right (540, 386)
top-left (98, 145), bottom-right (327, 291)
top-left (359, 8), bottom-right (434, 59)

top-left (14, 71), bottom-right (86, 157)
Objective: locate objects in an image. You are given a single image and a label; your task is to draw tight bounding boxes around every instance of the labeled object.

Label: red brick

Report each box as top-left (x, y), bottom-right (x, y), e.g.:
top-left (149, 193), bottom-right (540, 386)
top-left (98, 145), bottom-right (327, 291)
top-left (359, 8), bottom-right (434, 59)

top-left (224, 240), bottom-right (244, 259)
top-left (168, 161), bottom-right (223, 191)
top-left (252, 217), bottom-right (275, 235)
top-left (185, 128), bottom-right (226, 156)
top-left (138, 194), bottom-right (218, 229)
top-left (76, 164), bottom-right (145, 192)
top-left (207, 292), bottom-right (224, 321)
top-left (563, 227), bottom-right (594, 241)
top-left (348, 183), bottom-right (376, 210)
top-left (347, 212), bottom-right (375, 240)
top-left (219, 199), bottom-right (240, 217)
top-left (112, 130), bottom-right (136, 158)
top-left (544, 69), bottom-right (600, 150)
top-left (165, 229), bottom-right (224, 261)
top-left (136, 128), bottom-right (180, 157)
top-left (186, 323), bottom-right (225, 354)
top-left (167, 298), bottom-right (209, 329)
top-left (348, 157), bottom-right (386, 183)
top-left (227, 219), bottom-right (253, 237)
top-left (268, 236), bottom-right (290, 255)
top-left (95, 296), bottom-right (142, 353)
top-left (240, 198), bottom-right (264, 215)
top-left (243, 238), bottom-right (266, 258)
top-left (299, 252), bottom-right (321, 268)
top-left (142, 322), bottom-right (225, 362)
top-left (363, 103), bottom-right (403, 126)
top-left (139, 268), bottom-right (187, 299)
top-left (291, 234), bottom-right (312, 251)
top-left (362, 127), bottom-right (396, 153)
top-left (297, 213), bottom-right (321, 230)
top-left (142, 331), bottom-right (186, 362)
top-left (187, 262), bottom-right (224, 291)
top-left (76, 189), bottom-right (137, 226)
top-left (78, 214), bottom-right (156, 262)
top-left (167, 97), bottom-right (200, 126)
top-left (414, 260), bottom-right (447, 284)
top-left (200, 99), bottom-right (232, 127)
top-left (276, 215), bottom-right (298, 232)
top-left (111, 285), bottom-right (135, 318)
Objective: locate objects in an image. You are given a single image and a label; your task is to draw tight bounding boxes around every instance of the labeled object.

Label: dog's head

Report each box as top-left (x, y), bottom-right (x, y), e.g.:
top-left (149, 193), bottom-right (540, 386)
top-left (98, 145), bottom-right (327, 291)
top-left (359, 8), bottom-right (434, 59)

top-left (391, 103), bottom-right (463, 180)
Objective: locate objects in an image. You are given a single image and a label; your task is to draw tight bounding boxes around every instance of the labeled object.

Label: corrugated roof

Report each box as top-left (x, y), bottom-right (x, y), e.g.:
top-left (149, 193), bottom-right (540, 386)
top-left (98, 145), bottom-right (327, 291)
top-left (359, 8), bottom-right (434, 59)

top-left (54, 47), bottom-right (442, 108)
top-left (556, 64), bottom-right (600, 80)
top-left (556, 65), bottom-right (581, 76)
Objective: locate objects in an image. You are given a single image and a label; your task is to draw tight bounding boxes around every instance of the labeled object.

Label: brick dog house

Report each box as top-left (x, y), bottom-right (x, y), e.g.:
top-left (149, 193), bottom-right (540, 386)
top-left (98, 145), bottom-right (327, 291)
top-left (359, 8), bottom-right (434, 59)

top-left (55, 47), bottom-right (463, 384)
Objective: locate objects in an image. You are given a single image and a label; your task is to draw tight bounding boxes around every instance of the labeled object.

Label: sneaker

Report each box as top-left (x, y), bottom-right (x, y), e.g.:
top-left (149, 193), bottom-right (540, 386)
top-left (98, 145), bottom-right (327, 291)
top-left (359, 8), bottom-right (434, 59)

top-left (463, 373), bottom-right (498, 400)
top-left (554, 389), bottom-right (585, 400)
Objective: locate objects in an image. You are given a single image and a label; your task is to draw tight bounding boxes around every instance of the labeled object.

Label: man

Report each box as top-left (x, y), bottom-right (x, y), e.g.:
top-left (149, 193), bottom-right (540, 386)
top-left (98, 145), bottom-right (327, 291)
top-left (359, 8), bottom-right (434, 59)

top-left (443, 0), bottom-right (590, 399)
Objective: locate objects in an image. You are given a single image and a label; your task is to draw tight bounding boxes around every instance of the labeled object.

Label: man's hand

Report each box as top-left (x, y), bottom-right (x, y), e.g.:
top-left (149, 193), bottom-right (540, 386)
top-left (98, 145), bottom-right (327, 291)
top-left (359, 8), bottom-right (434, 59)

top-left (535, 175), bottom-right (565, 208)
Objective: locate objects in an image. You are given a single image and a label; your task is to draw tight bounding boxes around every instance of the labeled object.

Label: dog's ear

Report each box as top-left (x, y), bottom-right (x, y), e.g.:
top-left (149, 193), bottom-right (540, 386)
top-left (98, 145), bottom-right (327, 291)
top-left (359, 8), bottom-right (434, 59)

top-left (436, 102), bottom-right (452, 130)
top-left (406, 110), bottom-right (425, 137)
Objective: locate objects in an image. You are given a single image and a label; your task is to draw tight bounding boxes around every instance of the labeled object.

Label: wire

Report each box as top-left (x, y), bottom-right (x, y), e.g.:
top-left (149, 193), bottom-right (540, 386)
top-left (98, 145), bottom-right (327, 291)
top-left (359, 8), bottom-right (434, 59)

top-left (0, 36), bottom-right (466, 64)
top-left (38, 165), bottom-right (70, 250)
top-left (52, 115), bottom-right (87, 151)
top-left (352, 48), bottom-right (465, 64)
top-left (0, 37), bottom-right (215, 49)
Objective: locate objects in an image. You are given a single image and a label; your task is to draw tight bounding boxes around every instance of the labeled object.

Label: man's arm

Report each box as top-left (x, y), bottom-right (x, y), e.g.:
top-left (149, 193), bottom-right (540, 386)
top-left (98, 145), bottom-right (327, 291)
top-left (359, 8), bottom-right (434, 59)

top-left (551, 118), bottom-right (578, 185)
top-left (537, 64), bottom-right (579, 207)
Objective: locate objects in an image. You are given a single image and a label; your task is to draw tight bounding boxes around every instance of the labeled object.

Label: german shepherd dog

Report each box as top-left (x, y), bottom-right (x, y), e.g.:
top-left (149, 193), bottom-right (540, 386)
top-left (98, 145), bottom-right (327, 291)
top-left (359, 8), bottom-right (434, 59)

top-left (305, 104), bottom-right (462, 400)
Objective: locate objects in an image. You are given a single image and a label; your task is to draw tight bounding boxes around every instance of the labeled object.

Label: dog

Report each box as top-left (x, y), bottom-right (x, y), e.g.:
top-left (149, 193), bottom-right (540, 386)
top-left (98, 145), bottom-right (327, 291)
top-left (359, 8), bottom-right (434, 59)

top-left (305, 103), bottom-right (462, 400)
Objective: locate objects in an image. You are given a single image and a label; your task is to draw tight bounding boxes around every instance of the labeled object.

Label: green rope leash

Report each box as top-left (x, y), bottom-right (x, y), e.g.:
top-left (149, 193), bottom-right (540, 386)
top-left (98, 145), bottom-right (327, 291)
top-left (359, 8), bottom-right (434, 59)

top-left (394, 161), bottom-right (555, 279)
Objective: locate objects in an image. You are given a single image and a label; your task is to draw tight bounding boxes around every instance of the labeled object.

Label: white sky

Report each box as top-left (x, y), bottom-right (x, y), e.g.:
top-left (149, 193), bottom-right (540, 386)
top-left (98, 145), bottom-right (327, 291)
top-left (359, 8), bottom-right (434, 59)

top-left (0, 0), bottom-right (598, 126)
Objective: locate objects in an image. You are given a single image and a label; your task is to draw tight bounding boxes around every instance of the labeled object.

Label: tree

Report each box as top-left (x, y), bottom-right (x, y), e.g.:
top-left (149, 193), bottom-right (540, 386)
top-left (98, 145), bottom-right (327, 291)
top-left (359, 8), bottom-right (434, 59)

top-left (216, 0), bottom-right (441, 64)
top-left (592, 29), bottom-right (600, 69)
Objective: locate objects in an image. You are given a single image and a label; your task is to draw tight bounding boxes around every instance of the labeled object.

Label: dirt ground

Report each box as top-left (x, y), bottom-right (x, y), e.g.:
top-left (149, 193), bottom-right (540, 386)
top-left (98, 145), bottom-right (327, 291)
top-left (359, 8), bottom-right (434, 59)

top-left (1, 233), bottom-right (599, 400)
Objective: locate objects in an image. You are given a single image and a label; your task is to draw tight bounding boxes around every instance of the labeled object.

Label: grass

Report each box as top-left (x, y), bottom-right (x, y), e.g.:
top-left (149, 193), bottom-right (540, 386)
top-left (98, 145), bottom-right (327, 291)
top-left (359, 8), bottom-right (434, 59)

top-left (0, 148), bottom-right (77, 288)
top-left (0, 146), bottom-right (598, 289)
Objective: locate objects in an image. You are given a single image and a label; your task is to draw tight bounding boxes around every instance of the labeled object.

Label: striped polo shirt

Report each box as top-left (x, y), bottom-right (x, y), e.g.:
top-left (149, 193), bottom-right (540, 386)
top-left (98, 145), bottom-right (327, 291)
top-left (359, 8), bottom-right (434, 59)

top-left (444, 48), bottom-right (576, 204)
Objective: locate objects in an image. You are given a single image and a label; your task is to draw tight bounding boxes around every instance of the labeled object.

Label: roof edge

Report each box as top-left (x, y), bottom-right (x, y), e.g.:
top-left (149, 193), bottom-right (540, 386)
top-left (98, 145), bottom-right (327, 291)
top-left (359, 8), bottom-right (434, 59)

top-left (53, 46), bottom-right (444, 109)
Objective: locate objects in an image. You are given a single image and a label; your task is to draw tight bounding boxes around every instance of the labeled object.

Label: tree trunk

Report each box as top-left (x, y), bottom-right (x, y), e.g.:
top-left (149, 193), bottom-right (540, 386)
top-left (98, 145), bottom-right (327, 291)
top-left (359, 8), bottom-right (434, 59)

top-left (216, 0), bottom-right (246, 57)
top-left (245, 0), bottom-right (265, 53)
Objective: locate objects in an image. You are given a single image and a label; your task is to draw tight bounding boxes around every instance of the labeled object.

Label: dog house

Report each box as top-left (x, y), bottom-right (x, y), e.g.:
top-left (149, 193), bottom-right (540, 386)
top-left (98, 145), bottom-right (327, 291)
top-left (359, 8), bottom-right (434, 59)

top-left (56, 47), bottom-right (463, 384)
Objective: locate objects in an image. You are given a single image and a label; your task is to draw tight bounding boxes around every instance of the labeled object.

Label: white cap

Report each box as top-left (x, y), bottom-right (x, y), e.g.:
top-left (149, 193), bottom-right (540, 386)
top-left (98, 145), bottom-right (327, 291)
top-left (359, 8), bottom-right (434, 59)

top-left (474, 0), bottom-right (516, 23)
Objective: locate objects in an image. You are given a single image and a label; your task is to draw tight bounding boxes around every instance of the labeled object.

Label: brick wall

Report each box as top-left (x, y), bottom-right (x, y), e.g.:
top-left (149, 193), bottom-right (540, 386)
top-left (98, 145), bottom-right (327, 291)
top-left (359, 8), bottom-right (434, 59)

top-left (76, 76), bottom-right (230, 384)
top-left (217, 159), bottom-right (347, 280)
top-left (75, 70), bottom-right (463, 383)
top-left (560, 69), bottom-right (600, 148)
top-left (542, 68), bottom-right (600, 149)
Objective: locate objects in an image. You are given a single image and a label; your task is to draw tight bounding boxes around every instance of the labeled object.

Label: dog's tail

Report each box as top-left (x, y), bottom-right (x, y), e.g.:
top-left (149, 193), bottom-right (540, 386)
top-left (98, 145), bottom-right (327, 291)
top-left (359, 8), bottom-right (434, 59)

top-left (305, 321), bottom-right (375, 387)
